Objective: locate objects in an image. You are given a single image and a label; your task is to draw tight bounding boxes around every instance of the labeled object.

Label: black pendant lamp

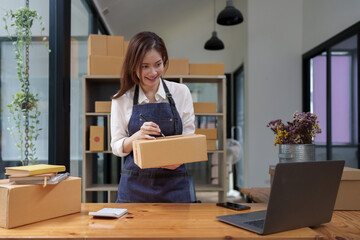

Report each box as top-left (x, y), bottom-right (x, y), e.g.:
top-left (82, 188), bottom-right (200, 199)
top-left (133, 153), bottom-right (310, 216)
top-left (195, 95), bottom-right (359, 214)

top-left (204, 0), bottom-right (224, 50)
top-left (217, 0), bottom-right (243, 26)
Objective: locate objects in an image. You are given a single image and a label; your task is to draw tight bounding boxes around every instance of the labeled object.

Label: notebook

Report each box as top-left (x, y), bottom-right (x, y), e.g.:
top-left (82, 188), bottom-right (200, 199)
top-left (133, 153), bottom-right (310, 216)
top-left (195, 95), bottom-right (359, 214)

top-left (217, 160), bottom-right (345, 235)
top-left (5, 164), bottom-right (66, 176)
top-left (89, 208), bottom-right (128, 218)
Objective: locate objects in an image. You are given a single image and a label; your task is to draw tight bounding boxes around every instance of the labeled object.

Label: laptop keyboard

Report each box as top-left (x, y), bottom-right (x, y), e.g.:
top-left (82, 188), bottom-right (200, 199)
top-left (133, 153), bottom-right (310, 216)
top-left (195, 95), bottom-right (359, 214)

top-left (244, 219), bottom-right (265, 229)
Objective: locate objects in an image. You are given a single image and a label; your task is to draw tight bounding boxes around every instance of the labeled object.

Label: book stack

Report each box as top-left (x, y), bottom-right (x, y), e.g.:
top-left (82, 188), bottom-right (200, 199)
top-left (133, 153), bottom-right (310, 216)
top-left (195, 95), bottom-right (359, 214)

top-left (5, 164), bottom-right (67, 187)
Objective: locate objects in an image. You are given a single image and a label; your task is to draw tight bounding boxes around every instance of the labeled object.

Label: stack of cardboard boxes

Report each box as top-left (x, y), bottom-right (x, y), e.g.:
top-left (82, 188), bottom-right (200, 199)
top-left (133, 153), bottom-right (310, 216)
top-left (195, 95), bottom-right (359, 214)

top-left (87, 34), bottom-right (225, 76)
top-left (87, 34), bottom-right (224, 77)
top-left (164, 59), bottom-right (224, 152)
top-left (87, 34), bottom-right (129, 75)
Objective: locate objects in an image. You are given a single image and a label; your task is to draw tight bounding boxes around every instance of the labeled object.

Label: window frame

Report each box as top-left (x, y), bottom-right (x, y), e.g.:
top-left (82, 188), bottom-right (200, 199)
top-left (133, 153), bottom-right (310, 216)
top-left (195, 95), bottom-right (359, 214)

top-left (303, 21), bottom-right (360, 167)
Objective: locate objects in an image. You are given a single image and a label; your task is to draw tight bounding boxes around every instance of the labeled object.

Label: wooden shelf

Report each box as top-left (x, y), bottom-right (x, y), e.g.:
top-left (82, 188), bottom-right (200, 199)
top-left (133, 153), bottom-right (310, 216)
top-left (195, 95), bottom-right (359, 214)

top-left (164, 74), bottom-right (226, 81)
top-left (82, 74), bottom-right (227, 203)
top-left (195, 184), bottom-right (224, 192)
top-left (195, 113), bottom-right (224, 116)
top-left (86, 112), bottom-right (111, 116)
top-left (85, 184), bottom-right (118, 191)
top-left (85, 150), bottom-right (112, 154)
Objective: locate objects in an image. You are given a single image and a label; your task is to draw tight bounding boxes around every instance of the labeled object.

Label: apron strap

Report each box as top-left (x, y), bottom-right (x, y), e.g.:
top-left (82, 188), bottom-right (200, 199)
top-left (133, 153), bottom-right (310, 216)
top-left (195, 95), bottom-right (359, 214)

top-left (133, 80), bottom-right (181, 134)
top-left (162, 79), bottom-right (180, 135)
top-left (133, 84), bottom-right (140, 106)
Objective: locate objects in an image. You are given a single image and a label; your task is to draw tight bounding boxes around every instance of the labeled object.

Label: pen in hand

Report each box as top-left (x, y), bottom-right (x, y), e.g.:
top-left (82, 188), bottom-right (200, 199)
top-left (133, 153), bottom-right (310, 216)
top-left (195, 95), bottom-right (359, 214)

top-left (140, 114), bottom-right (165, 137)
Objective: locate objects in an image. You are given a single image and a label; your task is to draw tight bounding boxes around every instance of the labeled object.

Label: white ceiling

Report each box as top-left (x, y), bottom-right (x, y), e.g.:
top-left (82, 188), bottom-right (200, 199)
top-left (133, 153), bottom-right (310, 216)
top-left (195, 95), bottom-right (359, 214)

top-left (93, 0), bottom-right (219, 39)
top-left (92, 0), bottom-right (245, 73)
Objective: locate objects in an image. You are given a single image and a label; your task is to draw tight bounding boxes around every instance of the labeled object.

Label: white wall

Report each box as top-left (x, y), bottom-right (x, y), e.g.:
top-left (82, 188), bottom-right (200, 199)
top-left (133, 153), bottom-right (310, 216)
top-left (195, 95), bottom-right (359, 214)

top-left (302, 0), bottom-right (360, 53)
top-left (244, 0), bottom-right (303, 187)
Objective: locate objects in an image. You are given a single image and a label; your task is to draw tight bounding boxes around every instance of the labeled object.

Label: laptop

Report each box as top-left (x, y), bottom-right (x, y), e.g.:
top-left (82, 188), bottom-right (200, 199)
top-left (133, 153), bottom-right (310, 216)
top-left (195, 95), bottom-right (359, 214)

top-left (216, 160), bottom-right (345, 235)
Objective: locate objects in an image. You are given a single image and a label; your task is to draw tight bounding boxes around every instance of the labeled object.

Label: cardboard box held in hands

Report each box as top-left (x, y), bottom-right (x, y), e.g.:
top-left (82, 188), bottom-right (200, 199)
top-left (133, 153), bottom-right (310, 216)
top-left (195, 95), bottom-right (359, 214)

top-left (132, 134), bottom-right (208, 169)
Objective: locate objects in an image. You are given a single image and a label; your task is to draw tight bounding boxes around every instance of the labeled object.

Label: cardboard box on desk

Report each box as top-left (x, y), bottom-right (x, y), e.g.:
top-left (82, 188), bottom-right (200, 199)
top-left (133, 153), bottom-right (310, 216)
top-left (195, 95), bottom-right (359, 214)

top-left (269, 165), bottom-right (360, 210)
top-left (133, 134), bottom-right (208, 169)
top-left (334, 167), bottom-right (360, 210)
top-left (0, 177), bottom-right (81, 228)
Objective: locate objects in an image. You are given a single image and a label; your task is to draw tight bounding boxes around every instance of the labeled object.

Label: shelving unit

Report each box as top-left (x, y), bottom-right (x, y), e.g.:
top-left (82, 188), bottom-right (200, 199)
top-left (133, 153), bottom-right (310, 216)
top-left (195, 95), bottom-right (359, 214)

top-left (82, 75), bottom-right (227, 203)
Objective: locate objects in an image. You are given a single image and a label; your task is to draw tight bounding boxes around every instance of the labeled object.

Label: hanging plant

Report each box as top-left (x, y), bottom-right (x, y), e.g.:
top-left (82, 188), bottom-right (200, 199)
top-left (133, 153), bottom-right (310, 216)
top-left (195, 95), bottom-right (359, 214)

top-left (3, 7), bottom-right (49, 165)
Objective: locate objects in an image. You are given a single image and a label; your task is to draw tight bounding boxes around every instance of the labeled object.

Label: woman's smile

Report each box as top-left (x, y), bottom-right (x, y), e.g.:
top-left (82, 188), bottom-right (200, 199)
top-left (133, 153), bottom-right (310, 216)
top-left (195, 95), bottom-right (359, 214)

top-left (139, 49), bottom-right (164, 91)
top-left (146, 75), bottom-right (158, 82)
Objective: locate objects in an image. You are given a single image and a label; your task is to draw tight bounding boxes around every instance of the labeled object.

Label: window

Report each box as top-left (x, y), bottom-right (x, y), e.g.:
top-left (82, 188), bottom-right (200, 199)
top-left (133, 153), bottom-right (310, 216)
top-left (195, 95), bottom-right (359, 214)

top-left (303, 22), bottom-right (360, 168)
top-left (0, 2), bottom-right (50, 176)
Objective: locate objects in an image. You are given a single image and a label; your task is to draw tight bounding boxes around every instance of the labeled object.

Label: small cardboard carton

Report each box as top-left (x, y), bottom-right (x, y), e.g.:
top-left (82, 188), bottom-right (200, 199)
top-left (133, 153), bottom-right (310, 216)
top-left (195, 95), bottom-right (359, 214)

top-left (88, 34), bottom-right (107, 56)
top-left (165, 59), bottom-right (189, 75)
top-left (133, 134), bottom-right (208, 169)
top-left (89, 126), bottom-right (104, 152)
top-left (193, 102), bottom-right (216, 113)
top-left (334, 167), bottom-right (360, 210)
top-left (107, 35), bottom-right (124, 56)
top-left (195, 128), bottom-right (217, 140)
top-left (95, 101), bottom-right (112, 113)
top-left (206, 140), bottom-right (217, 151)
top-left (87, 55), bottom-right (124, 75)
top-left (189, 63), bottom-right (225, 75)
top-left (0, 177), bottom-right (81, 228)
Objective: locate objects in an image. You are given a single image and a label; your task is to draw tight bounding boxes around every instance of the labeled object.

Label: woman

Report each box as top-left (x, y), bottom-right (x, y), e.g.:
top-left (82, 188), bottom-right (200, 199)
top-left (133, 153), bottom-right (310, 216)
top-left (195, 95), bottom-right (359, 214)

top-left (110, 31), bottom-right (195, 203)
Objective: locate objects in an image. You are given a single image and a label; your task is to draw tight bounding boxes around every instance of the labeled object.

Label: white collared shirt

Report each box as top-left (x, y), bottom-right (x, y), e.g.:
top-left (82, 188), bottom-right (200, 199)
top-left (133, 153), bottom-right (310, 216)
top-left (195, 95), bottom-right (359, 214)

top-left (110, 79), bottom-right (195, 157)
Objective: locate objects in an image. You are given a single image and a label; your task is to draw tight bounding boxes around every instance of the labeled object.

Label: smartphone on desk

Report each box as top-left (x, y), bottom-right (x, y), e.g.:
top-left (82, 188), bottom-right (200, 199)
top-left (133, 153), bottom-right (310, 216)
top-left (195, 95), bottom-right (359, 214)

top-left (216, 202), bottom-right (251, 211)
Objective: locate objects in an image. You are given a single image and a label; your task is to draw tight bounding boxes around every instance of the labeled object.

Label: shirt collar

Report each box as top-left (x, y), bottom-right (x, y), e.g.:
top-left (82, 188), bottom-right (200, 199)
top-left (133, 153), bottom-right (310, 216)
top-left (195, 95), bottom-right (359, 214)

top-left (137, 78), bottom-right (166, 104)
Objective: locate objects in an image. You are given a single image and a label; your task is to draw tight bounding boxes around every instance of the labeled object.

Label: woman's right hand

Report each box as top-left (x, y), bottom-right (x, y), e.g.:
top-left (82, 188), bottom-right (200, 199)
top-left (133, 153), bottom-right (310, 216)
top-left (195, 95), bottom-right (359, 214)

top-left (123, 121), bottom-right (161, 153)
top-left (133, 121), bottom-right (162, 140)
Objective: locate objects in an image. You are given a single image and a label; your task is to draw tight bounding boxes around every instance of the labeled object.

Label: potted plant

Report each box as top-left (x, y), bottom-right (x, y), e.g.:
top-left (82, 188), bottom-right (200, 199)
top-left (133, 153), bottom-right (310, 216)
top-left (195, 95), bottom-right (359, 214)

top-left (3, 7), bottom-right (49, 165)
top-left (267, 111), bottom-right (322, 162)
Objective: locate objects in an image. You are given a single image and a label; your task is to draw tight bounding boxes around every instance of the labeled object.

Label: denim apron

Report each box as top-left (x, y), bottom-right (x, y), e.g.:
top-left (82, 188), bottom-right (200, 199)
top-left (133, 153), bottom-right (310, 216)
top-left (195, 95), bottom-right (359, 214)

top-left (115, 80), bottom-right (191, 203)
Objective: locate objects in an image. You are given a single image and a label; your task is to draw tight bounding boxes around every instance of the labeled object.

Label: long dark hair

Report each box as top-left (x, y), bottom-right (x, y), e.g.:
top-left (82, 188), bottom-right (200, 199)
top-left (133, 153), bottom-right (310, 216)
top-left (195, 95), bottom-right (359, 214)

top-left (112, 31), bottom-right (168, 99)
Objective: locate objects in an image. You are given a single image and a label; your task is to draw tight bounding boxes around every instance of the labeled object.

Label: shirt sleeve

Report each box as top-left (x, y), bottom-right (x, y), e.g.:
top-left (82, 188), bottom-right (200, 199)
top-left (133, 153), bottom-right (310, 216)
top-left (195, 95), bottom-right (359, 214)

top-left (110, 98), bottom-right (131, 157)
top-left (180, 85), bottom-right (195, 135)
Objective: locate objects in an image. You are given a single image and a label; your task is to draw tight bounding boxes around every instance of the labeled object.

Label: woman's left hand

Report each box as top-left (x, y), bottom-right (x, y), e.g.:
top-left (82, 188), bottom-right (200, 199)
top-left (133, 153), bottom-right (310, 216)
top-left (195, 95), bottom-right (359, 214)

top-left (160, 164), bottom-right (182, 170)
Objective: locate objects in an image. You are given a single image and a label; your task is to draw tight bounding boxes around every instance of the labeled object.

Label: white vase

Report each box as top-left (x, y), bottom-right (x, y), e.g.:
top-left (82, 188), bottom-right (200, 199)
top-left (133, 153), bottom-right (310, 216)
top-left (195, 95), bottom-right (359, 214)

top-left (278, 144), bottom-right (315, 163)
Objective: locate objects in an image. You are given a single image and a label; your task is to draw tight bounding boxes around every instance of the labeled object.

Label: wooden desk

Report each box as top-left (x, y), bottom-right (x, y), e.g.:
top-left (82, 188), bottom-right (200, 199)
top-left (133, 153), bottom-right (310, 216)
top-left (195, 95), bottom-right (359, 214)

top-left (0, 203), bottom-right (358, 239)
